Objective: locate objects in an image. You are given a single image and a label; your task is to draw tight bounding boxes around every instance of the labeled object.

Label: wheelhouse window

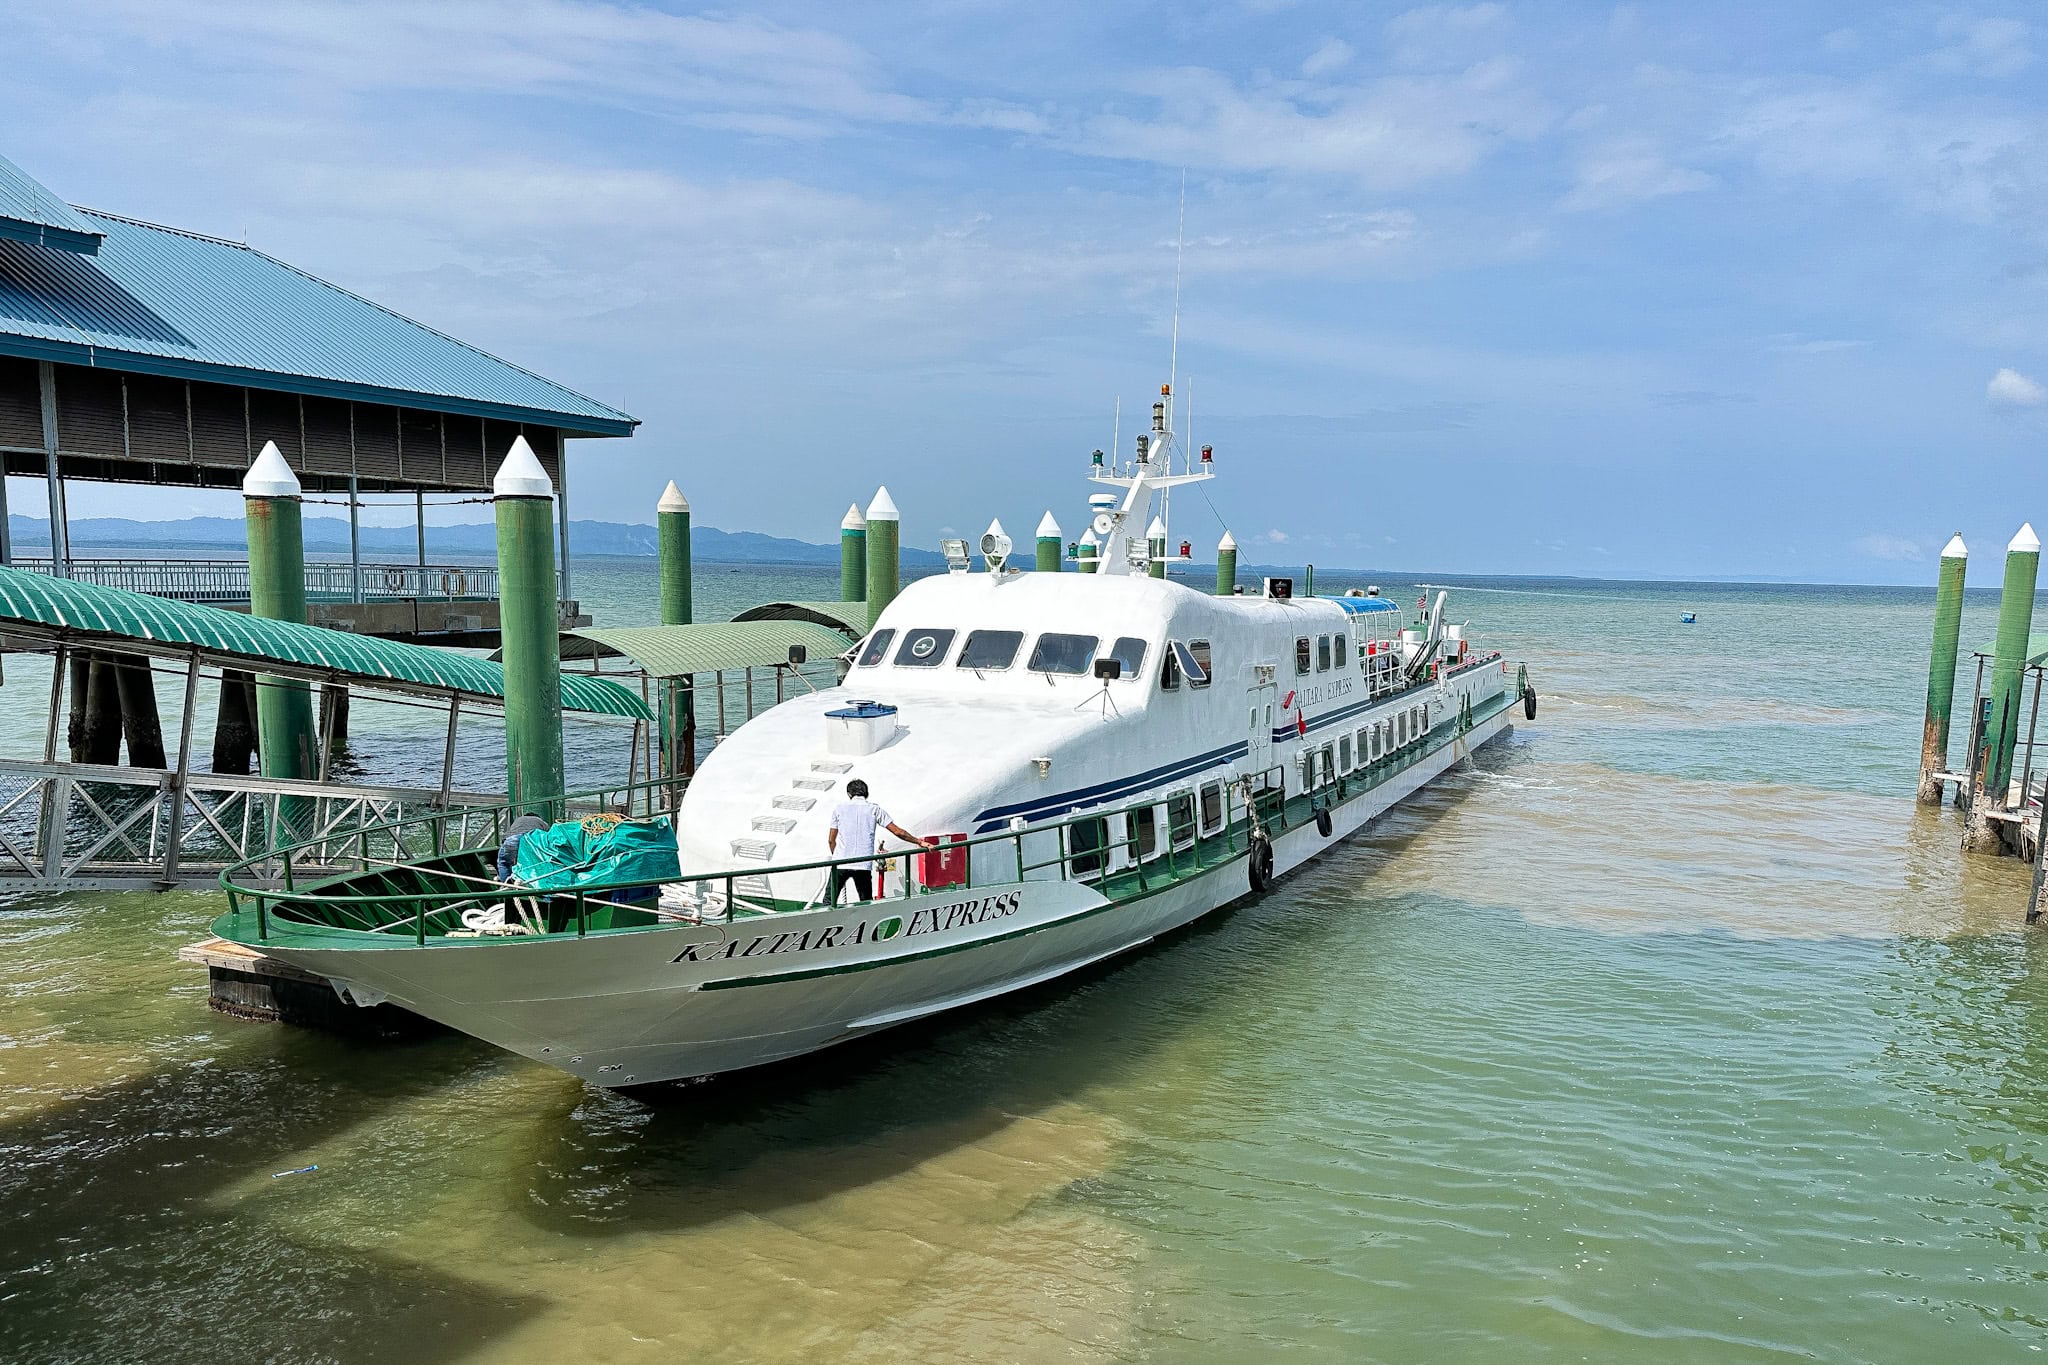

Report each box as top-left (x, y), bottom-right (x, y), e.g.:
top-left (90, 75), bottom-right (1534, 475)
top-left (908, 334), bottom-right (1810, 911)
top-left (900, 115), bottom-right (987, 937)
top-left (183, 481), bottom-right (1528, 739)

top-left (1317, 636), bottom-right (1331, 672)
top-left (856, 629), bottom-right (896, 667)
top-left (1200, 782), bottom-right (1224, 834)
top-left (1030, 633), bottom-right (1099, 675)
top-left (957, 629), bottom-right (1023, 670)
top-left (1171, 641), bottom-right (1209, 688)
top-left (894, 628), bottom-right (956, 667)
top-left (1187, 640), bottom-right (1213, 689)
top-left (1107, 636), bottom-right (1147, 681)
top-left (1295, 638), bottom-right (1312, 674)
top-left (1160, 647), bottom-right (1182, 691)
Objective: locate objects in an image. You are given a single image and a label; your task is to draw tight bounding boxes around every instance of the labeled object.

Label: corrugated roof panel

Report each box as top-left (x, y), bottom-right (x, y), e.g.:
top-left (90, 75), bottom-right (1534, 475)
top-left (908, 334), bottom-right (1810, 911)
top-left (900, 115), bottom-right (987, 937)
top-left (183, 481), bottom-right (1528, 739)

top-left (0, 208), bottom-right (635, 434)
top-left (0, 154), bottom-right (103, 255)
top-left (569, 622), bottom-right (857, 678)
top-left (0, 566), bottom-right (648, 719)
top-left (729, 600), bottom-right (872, 636)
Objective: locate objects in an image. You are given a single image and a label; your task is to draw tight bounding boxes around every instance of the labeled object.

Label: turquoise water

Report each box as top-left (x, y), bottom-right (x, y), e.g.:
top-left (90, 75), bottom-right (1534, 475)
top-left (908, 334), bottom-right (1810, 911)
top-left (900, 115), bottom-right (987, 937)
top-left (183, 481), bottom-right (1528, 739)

top-left (1, 564), bottom-right (2045, 1362)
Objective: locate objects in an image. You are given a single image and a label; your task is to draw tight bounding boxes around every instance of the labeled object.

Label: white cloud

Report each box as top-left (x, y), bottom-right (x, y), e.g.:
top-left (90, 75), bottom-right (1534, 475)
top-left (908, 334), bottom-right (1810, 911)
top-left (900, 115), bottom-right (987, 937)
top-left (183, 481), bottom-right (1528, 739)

top-left (1928, 17), bottom-right (2033, 80)
top-left (1989, 367), bottom-right (2047, 407)
top-left (1560, 140), bottom-right (1714, 211)
top-left (1301, 38), bottom-right (1353, 78)
top-left (1264, 529), bottom-right (1291, 544)
top-left (1385, 4), bottom-right (1508, 67)
top-left (1854, 534), bottom-right (1923, 562)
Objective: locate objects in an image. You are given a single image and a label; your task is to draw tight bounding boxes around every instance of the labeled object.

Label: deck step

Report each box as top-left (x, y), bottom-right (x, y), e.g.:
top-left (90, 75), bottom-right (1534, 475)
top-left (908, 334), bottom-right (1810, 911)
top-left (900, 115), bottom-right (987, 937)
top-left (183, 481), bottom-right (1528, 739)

top-left (810, 761), bottom-right (853, 774)
top-left (772, 795), bottom-right (816, 811)
top-left (730, 838), bottom-right (777, 861)
top-left (751, 816), bottom-right (798, 834)
top-left (792, 778), bottom-right (836, 791)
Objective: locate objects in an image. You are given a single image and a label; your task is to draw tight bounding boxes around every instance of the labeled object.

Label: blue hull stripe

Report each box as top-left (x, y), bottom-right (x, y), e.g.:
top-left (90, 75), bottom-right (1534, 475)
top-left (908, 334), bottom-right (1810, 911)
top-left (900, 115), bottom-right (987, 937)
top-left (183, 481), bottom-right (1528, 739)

top-left (973, 741), bottom-right (1248, 832)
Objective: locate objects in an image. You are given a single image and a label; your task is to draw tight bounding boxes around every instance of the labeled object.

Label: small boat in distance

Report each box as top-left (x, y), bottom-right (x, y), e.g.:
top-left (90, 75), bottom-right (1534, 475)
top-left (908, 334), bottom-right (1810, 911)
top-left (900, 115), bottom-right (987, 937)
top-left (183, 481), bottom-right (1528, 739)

top-left (1681, 612), bottom-right (1697, 624)
top-left (212, 380), bottom-right (1536, 1089)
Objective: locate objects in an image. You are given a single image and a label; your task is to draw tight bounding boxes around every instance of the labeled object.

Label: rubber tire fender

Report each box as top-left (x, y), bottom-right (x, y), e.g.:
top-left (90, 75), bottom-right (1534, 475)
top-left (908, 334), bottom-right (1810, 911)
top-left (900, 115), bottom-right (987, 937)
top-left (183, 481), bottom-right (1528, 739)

top-left (1248, 835), bottom-right (1275, 893)
top-left (1523, 685), bottom-right (1538, 720)
top-left (1314, 805), bottom-right (1333, 838)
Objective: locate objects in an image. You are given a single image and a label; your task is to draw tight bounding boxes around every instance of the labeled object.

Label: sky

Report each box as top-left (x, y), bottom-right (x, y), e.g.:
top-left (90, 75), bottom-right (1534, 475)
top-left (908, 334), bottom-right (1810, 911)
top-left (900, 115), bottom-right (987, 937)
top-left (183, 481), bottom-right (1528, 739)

top-left (4, 1), bottom-right (2047, 583)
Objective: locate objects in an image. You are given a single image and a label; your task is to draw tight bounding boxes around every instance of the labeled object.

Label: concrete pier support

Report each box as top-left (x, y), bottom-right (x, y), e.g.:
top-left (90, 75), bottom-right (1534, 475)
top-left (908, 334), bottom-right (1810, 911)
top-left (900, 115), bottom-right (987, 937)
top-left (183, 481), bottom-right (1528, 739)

top-left (1966, 525), bottom-right (2040, 852)
top-left (1917, 534), bottom-right (1968, 804)
top-left (71, 653), bottom-right (122, 764)
top-left (840, 502), bottom-right (866, 603)
top-left (1036, 512), bottom-right (1062, 573)
top-left (1216, 530), bottom-right (1238, 596)
top-left (658, 481), bottom-right (694, 780)
top-left (495, 437), bottom-right (565, 817)
top-left (243, 443), bottom-right (317, 784)
top-left (864, 486), bottom-right (900, 621)
top-left (114, 655), bottom-right (166, 769)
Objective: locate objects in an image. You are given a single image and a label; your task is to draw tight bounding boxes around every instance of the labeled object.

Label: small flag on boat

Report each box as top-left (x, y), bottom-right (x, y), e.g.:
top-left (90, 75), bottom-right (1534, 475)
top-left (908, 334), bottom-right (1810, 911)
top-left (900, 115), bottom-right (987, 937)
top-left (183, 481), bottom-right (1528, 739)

top-left (1295, 711), bottom-right (1308, 738)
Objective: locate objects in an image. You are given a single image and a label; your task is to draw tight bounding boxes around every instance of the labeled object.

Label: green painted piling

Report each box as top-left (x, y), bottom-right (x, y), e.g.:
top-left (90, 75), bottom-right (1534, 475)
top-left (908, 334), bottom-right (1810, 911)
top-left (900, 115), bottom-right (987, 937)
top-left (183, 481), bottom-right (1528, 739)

top-left (658, 481), bottom-right (694, 780)
top-left (1078, 532), bottom-right (1099, 574)
top-left (242, 442), bottom-right (317, 794)
top-left (1305, 564), bottom-right (1315, 597)
top-left (1036, 512), bottom-right (1062, 573)
top-left (840, 503), bottom-right (866, 602)
top-left (1986, 523), bottom-right (2040, 804)
top-left (495, 437), bottom-right (565, 818)
top-left (1917, 533), bottom-right (1968, 804)
top-left (1217, 530), bottom-right (1238, 596)
top-left (864, 486), bottom-right (900, 619)
top-left (1146, 518), bottom-right (1167, 580)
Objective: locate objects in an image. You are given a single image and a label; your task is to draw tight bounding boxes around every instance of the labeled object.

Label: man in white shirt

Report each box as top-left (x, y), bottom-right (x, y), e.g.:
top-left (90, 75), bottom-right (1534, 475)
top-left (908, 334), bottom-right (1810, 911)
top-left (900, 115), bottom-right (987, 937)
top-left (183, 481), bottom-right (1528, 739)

top-left (827, 778), bottom-right (934, 904)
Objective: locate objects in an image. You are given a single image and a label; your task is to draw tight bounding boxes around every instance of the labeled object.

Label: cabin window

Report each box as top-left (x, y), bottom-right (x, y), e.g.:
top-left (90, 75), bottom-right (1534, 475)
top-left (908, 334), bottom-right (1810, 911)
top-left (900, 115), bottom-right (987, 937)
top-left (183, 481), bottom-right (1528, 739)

top-left (1397, 714), bottom-right (1407, 746)
top-left (1167, 793), bottom-right (1197, 849)
top-left (1129, 806), bottom-right (1158, 860)
top-left (1334, 634), bottom-right (1348, 668)
top-left (957, 629), bottom-right (1023, 670)
top-left (1107, 636), bottom-right (1147, 680)
top-left (1187, 640), bottom-right (1213, 688)
top-left (1029, 633), bottom-right (1098, 675)
top-left (1067, 817), bottom-right (1107, 880)
top-left (1295, 638), bottom-right (1312, 674)
top-left (1368, 726), bottom-right (1380, 761)
top-left (1160, 647), bottom-right (1182, 691)
top-left (856, 629), bottom-right (896, 667)
top-left (1317, 636), bottom-right (1332, 672)
top-left (1321, 744), bottom-right (1335, 786)
top-left (1200, 782), bottom-right (1224, 834)
top-left (1339, 734), bottom-right (1352, 771)
top-left (894, 628), bottom-right (956, 667)
top-left (1415, 705), bottom-right (1427, 737)
top-left (1170, 641), bottom-right (1209, 688)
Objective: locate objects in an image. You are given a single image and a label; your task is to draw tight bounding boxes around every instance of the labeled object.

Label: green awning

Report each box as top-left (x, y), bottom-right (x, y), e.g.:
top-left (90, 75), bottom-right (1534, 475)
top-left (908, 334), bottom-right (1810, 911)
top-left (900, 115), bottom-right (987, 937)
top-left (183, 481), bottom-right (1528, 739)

top-left (730, 600), bottom-right (870, 637)
top-left (0, 566), bottom-right (649, 719)
top-left (1974, 633), bottom-right (2048, 668)
top-left (565, 622), bottom-right (855, 678)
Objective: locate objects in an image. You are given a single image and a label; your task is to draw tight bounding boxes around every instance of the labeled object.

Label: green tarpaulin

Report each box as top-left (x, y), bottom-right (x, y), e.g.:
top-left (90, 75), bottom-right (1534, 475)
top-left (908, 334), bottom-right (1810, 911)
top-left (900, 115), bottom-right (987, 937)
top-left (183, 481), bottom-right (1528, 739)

top-left (513, 815), bottom-right (680, 891)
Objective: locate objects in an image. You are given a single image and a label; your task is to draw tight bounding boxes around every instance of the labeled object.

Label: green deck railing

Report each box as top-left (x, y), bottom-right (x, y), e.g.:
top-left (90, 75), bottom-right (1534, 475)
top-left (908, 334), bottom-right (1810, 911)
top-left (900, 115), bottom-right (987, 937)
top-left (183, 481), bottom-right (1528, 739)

top-left (220, 681), bottom-right (1520, 948)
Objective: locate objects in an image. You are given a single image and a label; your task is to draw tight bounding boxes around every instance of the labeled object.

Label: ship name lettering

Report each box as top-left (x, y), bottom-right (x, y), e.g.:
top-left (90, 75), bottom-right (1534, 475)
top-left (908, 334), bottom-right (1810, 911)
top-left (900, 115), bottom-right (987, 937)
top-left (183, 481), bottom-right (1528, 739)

top-left (672, 890), bottom-right (1027, 965)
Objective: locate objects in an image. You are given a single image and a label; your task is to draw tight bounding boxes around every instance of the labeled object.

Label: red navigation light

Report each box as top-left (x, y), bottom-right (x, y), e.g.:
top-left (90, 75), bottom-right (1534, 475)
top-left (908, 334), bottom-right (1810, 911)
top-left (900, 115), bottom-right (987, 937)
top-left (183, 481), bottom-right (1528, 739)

top-left (1200, 445), bottom-right (1213, 463)
top-left (1179, 540), bottom-right (1192, 558)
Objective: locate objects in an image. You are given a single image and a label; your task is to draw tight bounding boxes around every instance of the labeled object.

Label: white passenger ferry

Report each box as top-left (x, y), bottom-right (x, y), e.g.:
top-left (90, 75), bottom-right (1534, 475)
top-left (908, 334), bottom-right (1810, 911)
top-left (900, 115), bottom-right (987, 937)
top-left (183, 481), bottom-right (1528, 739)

top-left (215, 390), bottom-right (1533, 1088)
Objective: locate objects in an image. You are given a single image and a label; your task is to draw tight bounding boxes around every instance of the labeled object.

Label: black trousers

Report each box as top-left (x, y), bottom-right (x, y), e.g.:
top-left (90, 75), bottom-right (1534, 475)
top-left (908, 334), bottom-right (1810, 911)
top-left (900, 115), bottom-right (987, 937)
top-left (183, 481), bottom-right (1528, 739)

top-left (829, 868), bottom-right (874, 904)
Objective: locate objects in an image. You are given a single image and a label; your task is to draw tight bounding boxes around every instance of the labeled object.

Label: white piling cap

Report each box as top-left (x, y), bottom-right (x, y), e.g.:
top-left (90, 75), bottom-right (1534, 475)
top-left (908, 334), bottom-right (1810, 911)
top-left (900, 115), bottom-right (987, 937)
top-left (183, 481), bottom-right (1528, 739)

top-left (1941, 532), bottom-right (1967, 559)
top-left (658, 480), bottom-right (689, 515)
top-left (1079, 528), bottom-right (1099, 547)
top-left (1036, 511), bottom-right (1061, 538)
top-left (841, 502), bottom-right (866, 531)
top-left (985, 516), bottom-right (1008, 539)
top-left (493, 435), bottom-right (555, 498)
top-left (1219, 529), bottom-right (1238, 551)
top-left (242, 440), bottom-right (301, 498)
top-left (866, 485), bottom-right (899, 522)
top-left (1146, 515), bottom-right (1167, 539)
top-left (2012, 523), bottom-right (2040, 554)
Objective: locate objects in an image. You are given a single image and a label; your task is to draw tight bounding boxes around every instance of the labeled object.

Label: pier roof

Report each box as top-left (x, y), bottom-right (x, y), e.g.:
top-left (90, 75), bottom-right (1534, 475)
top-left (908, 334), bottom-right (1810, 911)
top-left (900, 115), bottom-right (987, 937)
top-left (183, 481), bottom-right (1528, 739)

top-left (557, 621), bottom-right (857, 677)
top-left (0, 208), bottom-right (634, 435)
top-left (0, 566), bottom-right (649, 718)
top-left (730, 600), bottom-right (873, 636)
top-left (0, 154), bottom-right (102, 256)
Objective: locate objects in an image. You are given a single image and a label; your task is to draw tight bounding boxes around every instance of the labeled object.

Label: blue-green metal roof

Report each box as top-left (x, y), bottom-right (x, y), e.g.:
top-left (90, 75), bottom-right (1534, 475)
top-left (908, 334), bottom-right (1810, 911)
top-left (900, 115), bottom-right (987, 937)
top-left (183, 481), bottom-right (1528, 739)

top-left (0, 566), bottom-right (648, 719)
top-left (0, 207), bottom-right (637, 435)
top-left (0, 154), bottom-right (102, 256)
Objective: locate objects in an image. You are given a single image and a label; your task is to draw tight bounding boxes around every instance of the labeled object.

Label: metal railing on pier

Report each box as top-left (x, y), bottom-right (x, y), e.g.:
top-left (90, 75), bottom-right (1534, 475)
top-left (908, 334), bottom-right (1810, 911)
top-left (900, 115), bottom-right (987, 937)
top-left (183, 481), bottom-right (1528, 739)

top-left (13, 557), bottom-right (509, 604)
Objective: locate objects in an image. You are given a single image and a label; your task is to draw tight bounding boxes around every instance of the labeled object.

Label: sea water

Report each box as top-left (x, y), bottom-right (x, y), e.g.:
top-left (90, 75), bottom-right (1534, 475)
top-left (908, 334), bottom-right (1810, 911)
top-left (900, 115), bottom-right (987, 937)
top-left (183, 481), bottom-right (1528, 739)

top-left (0, 563), bottom-right (2044, 1363)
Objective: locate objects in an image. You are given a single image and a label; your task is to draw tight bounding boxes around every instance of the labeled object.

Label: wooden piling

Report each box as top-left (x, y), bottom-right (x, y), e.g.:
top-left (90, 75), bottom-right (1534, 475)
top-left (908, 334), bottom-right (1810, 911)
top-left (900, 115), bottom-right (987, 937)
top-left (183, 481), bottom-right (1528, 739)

top-left (319, 683), bottom-right (350, 751)
top-left (211, 669), bottom-right (258, 774)
top-left (113, 655), bottom-right (167, 769)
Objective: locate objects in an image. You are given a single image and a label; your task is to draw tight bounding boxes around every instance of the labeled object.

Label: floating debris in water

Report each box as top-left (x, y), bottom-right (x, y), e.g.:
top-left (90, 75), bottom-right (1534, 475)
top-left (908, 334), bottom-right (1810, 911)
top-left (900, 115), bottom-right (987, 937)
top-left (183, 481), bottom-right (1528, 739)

top-left (271, 1165), bottom-right (318, 1179)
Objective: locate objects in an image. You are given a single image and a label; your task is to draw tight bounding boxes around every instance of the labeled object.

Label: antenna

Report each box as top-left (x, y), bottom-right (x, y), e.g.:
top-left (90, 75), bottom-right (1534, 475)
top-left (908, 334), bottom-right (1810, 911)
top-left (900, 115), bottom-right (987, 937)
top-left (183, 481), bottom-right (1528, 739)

top-left (1111, 396), bottom-right (1121, 475)
top-left (1169, 169), bottom-right (1186, 435)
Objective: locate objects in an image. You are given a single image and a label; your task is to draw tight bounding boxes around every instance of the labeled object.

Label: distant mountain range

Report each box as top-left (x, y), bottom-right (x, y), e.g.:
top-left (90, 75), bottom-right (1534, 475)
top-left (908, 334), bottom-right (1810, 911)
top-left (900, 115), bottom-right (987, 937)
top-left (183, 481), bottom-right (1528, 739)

top-left (5, 514), bottom-right (947, 566)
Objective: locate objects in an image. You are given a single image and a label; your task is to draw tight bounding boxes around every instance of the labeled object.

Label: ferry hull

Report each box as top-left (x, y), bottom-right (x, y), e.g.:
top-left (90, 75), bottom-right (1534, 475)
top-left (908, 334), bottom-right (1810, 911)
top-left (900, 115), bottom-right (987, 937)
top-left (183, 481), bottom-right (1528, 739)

top-left (238, 709), bottom-right (1512, 1089)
